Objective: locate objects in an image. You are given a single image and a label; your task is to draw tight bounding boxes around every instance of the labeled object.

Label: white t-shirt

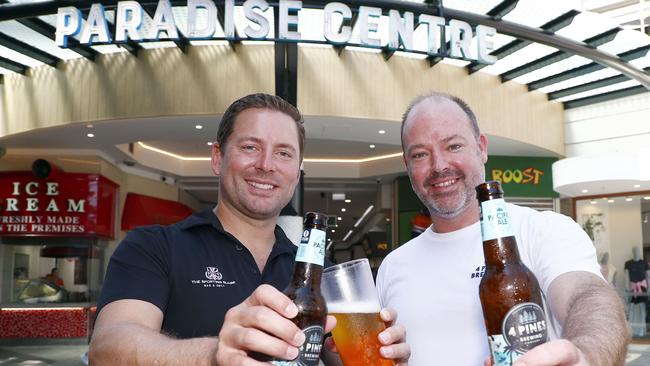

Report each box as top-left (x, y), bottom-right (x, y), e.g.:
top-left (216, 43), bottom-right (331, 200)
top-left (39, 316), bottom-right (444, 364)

top-left (376, 203), bottom-right (602, 366)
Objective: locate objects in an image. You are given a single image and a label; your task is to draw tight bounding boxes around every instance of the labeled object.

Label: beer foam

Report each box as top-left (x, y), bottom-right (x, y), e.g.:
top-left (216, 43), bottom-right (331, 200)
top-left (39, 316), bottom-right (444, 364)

top-left (327, 301), bottom-right (381, 314)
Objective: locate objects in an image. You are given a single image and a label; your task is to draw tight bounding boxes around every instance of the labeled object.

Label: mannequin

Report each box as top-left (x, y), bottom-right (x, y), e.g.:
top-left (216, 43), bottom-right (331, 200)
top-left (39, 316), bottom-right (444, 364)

top-left (599, 252), bottom-right (616, 286)
top-left (624, 246), bottom-right (649, 337)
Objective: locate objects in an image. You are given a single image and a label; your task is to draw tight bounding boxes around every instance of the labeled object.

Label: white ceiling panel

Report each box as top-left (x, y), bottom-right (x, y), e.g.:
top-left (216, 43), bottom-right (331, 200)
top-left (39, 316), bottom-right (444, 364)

top-left (557, 79), bottom-right (641, 101)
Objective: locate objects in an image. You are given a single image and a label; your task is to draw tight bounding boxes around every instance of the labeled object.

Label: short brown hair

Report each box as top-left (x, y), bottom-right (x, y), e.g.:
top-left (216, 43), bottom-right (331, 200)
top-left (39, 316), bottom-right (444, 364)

top-left (217, 93), bottom-right (305, 160)
top-left (401, 92), bottom-right (480, 148)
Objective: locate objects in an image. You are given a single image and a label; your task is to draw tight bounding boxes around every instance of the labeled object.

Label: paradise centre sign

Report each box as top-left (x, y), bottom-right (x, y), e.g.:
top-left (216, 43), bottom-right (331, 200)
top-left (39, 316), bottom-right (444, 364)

top-left (55, 0), bottom-right (498, 64)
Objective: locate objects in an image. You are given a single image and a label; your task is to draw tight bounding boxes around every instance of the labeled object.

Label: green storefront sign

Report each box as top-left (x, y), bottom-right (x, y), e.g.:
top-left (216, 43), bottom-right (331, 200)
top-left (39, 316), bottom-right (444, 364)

top-left (484, 156), bottom-right (558, 198)
top-left (396, 155), bottom-right (558, 245)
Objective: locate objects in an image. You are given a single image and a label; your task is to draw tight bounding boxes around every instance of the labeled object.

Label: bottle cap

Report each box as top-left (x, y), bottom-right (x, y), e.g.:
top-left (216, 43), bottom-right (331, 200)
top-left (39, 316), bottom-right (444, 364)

top-left (304, 212), bottom-right (328, 228)
top-left (475, 180), bottom-right (504, 196)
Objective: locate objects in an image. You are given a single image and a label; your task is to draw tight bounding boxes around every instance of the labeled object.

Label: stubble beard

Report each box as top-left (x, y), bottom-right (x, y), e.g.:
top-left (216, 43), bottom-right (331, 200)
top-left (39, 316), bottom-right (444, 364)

top-left (420, 185), bottom-right (474, 219)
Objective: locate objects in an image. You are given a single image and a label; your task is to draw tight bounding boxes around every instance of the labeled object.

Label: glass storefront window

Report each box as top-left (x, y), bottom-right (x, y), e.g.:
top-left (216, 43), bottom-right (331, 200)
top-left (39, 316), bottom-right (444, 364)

top-left (575, 194), bottom-right (650, 339)
top-left (1, 237), bottom-right (106, 305)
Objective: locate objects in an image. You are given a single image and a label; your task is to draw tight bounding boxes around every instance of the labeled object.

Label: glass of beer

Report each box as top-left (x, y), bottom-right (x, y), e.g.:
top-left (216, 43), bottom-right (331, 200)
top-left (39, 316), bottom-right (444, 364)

top-left (321, 258), bottom-right (393, 366)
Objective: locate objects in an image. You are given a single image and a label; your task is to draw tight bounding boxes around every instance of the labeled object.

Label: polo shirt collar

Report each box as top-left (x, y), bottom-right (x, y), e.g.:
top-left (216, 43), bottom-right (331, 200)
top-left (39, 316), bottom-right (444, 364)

top-left (179, 208), bottom-right (296, 256)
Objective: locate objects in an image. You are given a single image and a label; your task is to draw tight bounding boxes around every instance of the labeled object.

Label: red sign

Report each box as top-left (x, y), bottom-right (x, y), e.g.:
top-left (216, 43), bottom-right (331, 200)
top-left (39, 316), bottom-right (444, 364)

top-left (121, 193), bottom-right (193, 231)
top-left (0, 172), bottom-right (118, 238)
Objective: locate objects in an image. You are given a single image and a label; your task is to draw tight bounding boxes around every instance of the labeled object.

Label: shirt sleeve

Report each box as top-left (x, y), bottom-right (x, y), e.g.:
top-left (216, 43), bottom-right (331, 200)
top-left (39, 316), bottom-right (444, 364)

top-left (521, 210), bottom-right (603, 295)
top-left (96, 226), bottom-right (171, 317)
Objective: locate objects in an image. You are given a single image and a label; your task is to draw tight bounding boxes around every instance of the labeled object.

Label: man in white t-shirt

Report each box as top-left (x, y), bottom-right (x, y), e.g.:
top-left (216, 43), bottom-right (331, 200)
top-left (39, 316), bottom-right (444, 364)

top-left (376, 92), bottom-right (629, 366)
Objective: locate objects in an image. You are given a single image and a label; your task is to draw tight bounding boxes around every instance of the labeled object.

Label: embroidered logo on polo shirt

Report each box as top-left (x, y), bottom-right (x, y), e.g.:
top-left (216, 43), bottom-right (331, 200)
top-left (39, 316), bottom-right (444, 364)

top-left (205, 267), bottom-right (223, 280)
top-left (191, 266), bottom-right (236, 288)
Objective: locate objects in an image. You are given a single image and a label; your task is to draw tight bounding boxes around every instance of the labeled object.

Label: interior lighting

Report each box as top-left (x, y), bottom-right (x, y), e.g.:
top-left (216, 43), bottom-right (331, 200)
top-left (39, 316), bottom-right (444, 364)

top-left (634, 184), bottom-right (641, 188)
top-left (137, 141), bottom-right (403, 163)
top-left (87, 133), bottom-right (95, 138)
top-left (343, 230), bottom-right (353, 241)
top-left (625, 197), bottom-right (633, 202)
top-left (590, 200), bottom-right (597, 204)
top-left (608, 199), bottom-right (615, 203)
top-left (341, 208), bottom-right (346, 212)
top-left (345, 199), bottom-right (351, 203)
top-left (304, 152), bottom-right (403, 163)
top-left (354, 205), bottom-right (374, 227)
top-left (581, 189), bottom-right (588, 193)
top-left (86, 124), bottom-right (93, 128)
top-left (378, 130), bottom-right (386, 134)
top-left (337, 217), bottom-right (342, 221)
top-left (195, 124), bottom-right (203, 129)
top-left (331, 229), bottom-right (336, 233)
top-left (137, 142), bottom-right (211, 161)
top-left (369, 144), bottom-right (376, 149)
top-left (207, 142), bottom-right (213, 146)
top-left (644, 197), bottom-right (650, 200)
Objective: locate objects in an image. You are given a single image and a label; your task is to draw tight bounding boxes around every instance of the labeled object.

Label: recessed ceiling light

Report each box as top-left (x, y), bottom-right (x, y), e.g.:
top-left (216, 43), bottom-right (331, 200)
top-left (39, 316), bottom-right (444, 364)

top-left (608, 199), bottom-right (615, 203)
top-left (626, 197), bottom-right (633, 202)
top-left (195, 125), bottom-right (203, 129)
top-left (345, 199), bottom-right (351, 203)
top-left (644, 197), bottom-right (650, 200)
top-left (378, 130), bottom-right (386, 134)
top-left (341, 208), bottom-right (346, 212)
top-left (207, 142), bottom-right (213, 146)
top-left (590, 200), bottom-right (597, 204)
top-left (331, 229), bottom-right (336, 233)
top-left (369, 144), bottom-right (376, 149)
top-left (581, 189), bottom-right (588, 193)
top-left (87, 133), bottom-right (95, 138)
top-left (337, 217), bottom-right (342, 221)
top-left (634, 184), bottom-right (641, 188)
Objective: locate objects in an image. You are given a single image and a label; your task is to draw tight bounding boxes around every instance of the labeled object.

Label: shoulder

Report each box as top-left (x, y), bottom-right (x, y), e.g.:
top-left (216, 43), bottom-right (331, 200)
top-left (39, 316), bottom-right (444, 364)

top-left (380, 233), bottom-right (425, 269)
top-left (508, 203), bottom-right (580, 231)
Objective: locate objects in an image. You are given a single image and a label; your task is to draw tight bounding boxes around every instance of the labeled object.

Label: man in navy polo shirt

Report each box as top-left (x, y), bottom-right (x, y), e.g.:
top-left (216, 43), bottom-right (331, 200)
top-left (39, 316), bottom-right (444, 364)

top-left (89, 94), bottom-right (410, 365)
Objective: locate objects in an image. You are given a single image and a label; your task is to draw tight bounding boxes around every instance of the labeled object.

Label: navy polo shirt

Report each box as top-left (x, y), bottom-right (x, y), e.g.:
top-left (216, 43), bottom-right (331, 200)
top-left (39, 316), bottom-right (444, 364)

top-left (97, 209), bottom-right (299, 338)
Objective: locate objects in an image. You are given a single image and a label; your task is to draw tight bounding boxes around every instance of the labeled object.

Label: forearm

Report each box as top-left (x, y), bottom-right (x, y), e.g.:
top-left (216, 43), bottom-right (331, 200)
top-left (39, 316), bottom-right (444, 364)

top-left (562, 283), bottom-right (630, 366)
top-left (89, 322), bottom-right (219, 366)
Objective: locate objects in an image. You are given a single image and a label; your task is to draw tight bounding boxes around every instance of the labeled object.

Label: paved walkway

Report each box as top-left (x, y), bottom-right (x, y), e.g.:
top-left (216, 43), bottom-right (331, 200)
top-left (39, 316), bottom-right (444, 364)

top-left (1, 343), bottom-right (650, 365)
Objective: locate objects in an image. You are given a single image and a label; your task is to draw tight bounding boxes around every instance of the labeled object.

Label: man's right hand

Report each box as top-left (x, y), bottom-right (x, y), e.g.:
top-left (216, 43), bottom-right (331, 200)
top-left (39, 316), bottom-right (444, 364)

top-left (215, 284), bottom-right (335, 365)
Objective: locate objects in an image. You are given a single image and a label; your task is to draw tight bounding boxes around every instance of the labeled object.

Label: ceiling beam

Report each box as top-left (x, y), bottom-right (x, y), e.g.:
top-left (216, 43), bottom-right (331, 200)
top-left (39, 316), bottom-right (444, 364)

top-left (0, 55), bottom-right (27, 74)
top-left (466, 10), bottom-right (580, 74)
top-left (486, 0), bottom-right (519, 20)
top-left (15, 17), bottom-right (97, 61)
top-left (563, 85), bottom-right (648, 109)
top-left (527, 45), bottom-right (650, 90)
top-left (441, 6), bottom-right (650, 89)
top-left (0, 32), bottom-right (60, 66)
top-left (548, 66), bottom-right (650, 100)
top-left (500, 28), bottom-right (620, 82)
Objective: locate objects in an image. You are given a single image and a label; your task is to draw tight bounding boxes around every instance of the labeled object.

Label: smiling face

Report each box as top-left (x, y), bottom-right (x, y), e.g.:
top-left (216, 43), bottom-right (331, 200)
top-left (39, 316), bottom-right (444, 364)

top-left (212, 108), bottom-right (301, 221)
top-left (402, 98), bottom-right (488, 231)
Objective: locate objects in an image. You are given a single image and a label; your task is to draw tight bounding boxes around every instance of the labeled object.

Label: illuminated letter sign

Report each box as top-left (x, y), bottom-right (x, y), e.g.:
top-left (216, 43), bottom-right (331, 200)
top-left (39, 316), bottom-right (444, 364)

top-left (54, 1), bottom-right (499, 64)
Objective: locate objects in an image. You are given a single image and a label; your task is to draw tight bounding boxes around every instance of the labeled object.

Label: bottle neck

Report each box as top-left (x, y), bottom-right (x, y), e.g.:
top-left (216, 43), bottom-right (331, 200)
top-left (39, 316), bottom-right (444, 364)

top-left (292, 261), bottom-right (323, 287)
top-left (478, 196), bottom-right (522, 268)
top-left (483, 236), bottom-right (522, 268)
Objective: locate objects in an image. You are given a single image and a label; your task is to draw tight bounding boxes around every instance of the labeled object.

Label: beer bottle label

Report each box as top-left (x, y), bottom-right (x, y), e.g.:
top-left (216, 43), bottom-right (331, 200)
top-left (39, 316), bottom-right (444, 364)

top-left (271, 325), bottom-right (324, 366)
top-left (488, 302), bottom-right (548, 366)
top-left (480, 198), bottom-right (514, 241)
top-left (296, 228), bottom-right (326, 266)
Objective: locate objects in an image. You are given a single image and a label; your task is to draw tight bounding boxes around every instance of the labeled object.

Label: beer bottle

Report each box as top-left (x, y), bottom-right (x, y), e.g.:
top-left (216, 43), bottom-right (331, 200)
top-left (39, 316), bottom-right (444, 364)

top-left (476, 181), bottom-right (548, 366)
top-left (271, 212), bottom-right (328, 365)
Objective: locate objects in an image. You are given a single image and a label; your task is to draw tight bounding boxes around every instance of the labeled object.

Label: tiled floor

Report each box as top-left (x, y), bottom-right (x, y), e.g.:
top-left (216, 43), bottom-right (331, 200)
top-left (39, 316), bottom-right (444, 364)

top-left (0, 343), bottom-right (649, 365)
